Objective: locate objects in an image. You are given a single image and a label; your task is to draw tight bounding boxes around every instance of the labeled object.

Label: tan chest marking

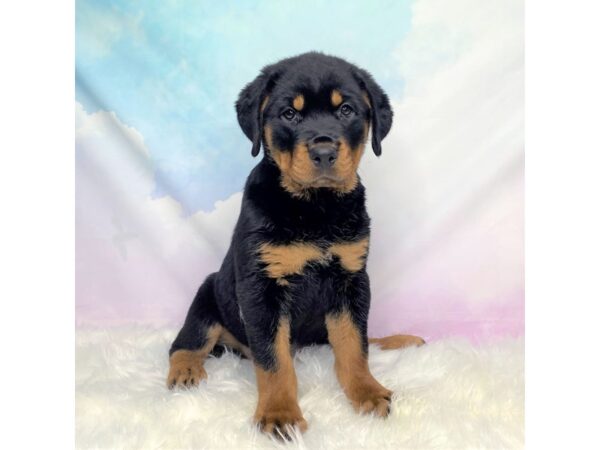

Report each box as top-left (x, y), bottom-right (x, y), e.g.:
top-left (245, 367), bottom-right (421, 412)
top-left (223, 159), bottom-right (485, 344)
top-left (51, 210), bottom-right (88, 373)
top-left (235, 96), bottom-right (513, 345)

top-left (330, 238), bottom-right (370, 272)
top-left (259, 242), bottom-right (326, 280)
top-left (259, 237), bottom-right (369, 282)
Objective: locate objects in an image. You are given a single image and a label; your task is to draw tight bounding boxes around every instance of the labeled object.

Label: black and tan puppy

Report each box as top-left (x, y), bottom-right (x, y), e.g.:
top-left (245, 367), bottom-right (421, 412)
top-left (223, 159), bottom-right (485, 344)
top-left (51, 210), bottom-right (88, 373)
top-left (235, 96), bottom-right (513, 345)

top-left (167, 52), bottom-right (424, 436)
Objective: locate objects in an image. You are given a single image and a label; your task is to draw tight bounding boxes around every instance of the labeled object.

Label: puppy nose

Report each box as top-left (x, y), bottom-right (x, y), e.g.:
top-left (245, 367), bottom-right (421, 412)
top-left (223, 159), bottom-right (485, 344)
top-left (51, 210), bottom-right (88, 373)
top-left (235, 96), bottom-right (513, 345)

top-left (309, 146), bottom-right (337, 168)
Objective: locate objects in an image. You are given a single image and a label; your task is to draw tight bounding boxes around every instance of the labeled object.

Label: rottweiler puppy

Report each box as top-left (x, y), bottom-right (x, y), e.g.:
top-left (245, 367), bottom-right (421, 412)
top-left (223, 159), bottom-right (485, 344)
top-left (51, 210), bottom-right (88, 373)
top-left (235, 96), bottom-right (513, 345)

top-left (167, 52), bottom-right (424, 436)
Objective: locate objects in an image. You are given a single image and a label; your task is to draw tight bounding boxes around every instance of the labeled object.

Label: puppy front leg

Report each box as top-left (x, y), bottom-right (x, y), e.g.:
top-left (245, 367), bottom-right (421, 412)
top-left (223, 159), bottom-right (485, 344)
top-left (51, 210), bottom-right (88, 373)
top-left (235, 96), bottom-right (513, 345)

top-left (326, 310), bottom-right (392, 417)
top-left (326, 273), bottom-right (392, 417)
top-left (238, 278), bottom-right (306, 435)
top-left (237, 239), bottom-right (309, 436)
top-left (250, 316), bottom-right (307, 437)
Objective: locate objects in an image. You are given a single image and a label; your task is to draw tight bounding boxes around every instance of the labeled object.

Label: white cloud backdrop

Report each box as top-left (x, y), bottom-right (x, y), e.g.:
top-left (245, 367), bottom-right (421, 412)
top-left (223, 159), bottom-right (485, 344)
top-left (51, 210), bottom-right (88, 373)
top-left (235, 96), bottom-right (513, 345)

top-left (76, 103), bottom-right (242, 325)
top-left (361, 0), bottom-right (523, 338)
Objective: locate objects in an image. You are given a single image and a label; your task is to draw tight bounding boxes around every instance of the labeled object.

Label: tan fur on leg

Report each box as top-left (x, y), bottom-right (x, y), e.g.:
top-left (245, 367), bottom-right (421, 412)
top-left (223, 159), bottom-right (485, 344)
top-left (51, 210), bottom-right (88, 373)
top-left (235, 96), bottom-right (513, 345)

top-left (218, 328), bottom-right (252, 359)
top-left (254, 318), bottom-right (307, 437)
top-left (326, 312), bottom-right (392, 417)
top-left (369, 334), bottom-right (426, 350)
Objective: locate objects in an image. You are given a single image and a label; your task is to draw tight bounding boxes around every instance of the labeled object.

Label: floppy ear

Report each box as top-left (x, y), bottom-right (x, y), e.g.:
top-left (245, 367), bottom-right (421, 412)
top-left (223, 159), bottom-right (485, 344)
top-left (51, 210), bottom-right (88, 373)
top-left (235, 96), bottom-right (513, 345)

top-left (352, 68), bottom-right (393, 156)
top-left (235, 66), bottom-right (279, 157)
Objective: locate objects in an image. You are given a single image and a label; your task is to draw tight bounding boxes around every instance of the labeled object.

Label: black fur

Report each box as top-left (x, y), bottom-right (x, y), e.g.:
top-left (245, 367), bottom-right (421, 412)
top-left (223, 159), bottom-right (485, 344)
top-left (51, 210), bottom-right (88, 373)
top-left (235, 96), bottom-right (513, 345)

top-left (170, 52), bottom-right (393, 371)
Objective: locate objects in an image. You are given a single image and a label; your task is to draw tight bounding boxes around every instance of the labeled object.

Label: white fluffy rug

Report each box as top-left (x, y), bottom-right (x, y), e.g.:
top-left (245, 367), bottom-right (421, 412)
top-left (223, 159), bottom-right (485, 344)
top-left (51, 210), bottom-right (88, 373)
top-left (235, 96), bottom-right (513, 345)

top-left (76, 328), bottom-right (523, 449)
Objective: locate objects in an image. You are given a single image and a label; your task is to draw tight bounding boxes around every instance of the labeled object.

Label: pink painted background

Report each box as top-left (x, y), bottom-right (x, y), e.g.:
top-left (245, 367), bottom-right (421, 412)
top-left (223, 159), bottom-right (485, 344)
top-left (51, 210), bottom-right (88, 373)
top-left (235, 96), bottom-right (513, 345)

top-left (76, 0), bottom-right (523, 342)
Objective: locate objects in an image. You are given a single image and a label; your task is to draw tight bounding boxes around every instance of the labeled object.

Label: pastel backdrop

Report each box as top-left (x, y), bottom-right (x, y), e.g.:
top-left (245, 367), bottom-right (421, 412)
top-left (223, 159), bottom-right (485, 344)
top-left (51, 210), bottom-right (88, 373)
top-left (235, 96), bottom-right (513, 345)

top-left (76, 0), bottom-right (523, 342)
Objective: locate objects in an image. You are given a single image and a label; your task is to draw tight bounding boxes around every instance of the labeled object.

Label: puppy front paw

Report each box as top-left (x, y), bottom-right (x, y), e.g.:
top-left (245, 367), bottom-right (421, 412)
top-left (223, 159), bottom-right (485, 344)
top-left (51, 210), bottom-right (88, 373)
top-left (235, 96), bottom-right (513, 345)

top-left (254, 402), bottom-right (308, 439)
top-left (167, 350), bottom-right (207, 389)
top-left (348, 381), bottom-right (393, 417)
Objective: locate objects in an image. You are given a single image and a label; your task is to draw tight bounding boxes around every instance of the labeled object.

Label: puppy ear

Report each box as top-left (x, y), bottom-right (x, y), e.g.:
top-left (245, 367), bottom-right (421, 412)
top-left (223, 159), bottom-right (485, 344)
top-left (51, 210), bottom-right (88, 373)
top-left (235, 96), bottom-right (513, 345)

top-left (236, 66), bottom-right (279, 157)
top-left (352, 68), bottom-right (393, 156)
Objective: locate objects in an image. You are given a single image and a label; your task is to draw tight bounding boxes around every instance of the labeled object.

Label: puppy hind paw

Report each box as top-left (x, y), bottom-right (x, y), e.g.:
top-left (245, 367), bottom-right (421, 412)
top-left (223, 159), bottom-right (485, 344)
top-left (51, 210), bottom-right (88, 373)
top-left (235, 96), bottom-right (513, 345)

top-left (166, 350), bottom-right (207, 389)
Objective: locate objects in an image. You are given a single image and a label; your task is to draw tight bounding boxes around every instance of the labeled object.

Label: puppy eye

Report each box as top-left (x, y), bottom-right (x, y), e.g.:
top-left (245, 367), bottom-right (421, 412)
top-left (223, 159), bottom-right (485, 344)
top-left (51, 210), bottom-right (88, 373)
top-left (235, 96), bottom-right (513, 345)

top-left (340, 104), bottom-right (354, 116)
top-left (282, 108), bottom-right (297, 121)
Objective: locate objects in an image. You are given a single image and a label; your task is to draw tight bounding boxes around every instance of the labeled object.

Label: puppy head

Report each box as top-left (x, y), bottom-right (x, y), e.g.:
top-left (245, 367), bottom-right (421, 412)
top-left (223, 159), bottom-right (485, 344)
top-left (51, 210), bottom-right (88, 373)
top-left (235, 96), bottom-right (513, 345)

top-left (236, 52), bottom-right (393, 196)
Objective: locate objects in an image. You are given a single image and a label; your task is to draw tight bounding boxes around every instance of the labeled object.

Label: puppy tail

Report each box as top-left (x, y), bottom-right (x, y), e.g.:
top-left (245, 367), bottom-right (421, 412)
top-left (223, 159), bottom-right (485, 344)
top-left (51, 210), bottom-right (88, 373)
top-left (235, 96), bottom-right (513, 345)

top-left (368, 334), bottom-right (426, 350)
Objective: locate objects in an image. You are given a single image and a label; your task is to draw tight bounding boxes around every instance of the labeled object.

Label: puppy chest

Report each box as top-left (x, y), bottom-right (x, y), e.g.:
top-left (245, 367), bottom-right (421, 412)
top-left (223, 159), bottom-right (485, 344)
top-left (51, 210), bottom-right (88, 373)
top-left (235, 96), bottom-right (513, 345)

top-left (258, 238), bottom-right (369, 285)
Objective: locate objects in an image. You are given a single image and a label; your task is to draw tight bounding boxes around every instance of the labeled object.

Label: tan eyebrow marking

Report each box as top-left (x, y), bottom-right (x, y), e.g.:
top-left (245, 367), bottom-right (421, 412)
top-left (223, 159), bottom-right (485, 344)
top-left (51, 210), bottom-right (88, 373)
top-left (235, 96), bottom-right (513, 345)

top-left (331, 89), bottom-right (343, 107)
top-left (293, 94), bottom-right (305, 111)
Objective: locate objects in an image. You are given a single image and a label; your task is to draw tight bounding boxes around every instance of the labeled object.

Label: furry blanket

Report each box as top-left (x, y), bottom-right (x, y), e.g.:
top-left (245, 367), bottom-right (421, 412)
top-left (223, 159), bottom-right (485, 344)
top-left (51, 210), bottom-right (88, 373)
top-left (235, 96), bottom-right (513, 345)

top-left (76, 328), bottom-right (523, 449)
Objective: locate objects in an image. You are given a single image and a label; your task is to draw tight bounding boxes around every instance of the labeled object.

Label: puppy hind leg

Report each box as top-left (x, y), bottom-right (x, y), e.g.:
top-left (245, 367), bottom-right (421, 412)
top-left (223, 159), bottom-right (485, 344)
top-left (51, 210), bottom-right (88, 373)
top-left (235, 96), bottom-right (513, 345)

top-left (212, 327), bottom-right (252, 360)
top-left (167, 273), bottom-right (223, 389)
top-left (368, 334), bottom-right (426, 350)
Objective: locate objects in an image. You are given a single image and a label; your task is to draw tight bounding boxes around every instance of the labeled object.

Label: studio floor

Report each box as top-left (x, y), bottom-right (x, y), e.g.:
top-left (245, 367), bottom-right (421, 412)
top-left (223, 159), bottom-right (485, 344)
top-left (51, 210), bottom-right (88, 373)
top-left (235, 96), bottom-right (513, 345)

top-left (76, 328), bottom-right (523, 449)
